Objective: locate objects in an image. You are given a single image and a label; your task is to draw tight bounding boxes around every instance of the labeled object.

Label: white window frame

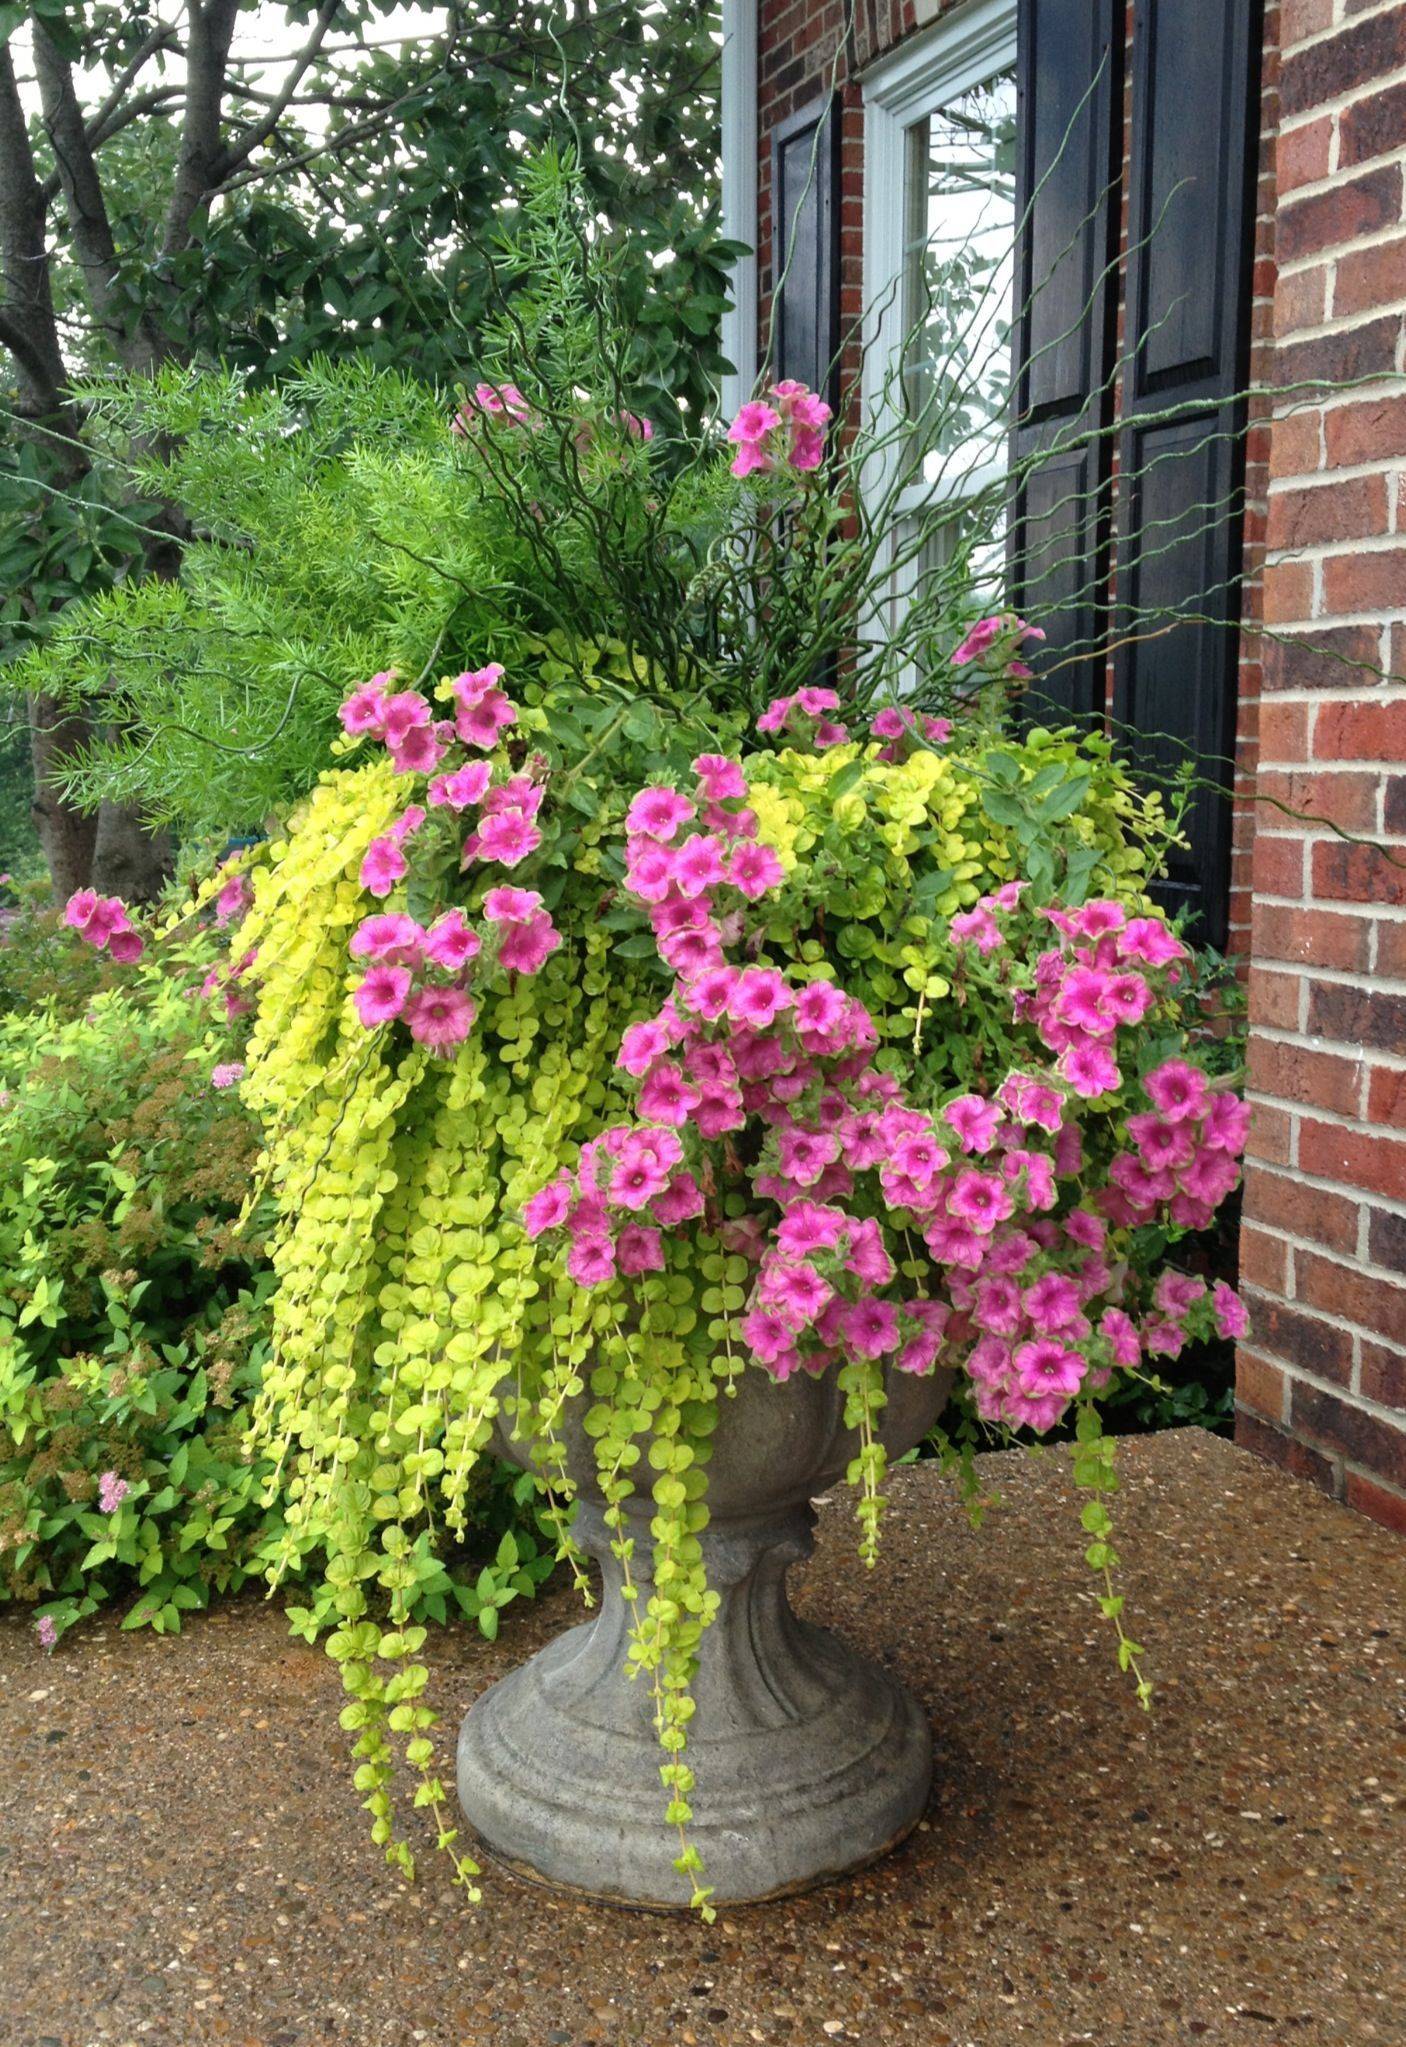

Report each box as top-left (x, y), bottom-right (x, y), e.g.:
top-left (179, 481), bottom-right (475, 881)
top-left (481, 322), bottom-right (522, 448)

top-left (860, 0), bottom-right (1018, 646)
top-left (720, 0), bottom-right (759, 421)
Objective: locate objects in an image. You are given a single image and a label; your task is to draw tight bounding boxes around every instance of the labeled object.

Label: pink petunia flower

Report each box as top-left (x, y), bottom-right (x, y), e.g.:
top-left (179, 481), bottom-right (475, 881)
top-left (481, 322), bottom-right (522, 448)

top-left (354, 963), bottom-right (412, 1027)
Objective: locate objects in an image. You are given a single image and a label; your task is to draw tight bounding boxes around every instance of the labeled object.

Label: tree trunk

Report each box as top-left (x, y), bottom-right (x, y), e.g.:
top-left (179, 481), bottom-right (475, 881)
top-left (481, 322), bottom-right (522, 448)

top-left (91, 799), bottom-right (173, 901)
top-left (29, 695), bottom-right (99, 899)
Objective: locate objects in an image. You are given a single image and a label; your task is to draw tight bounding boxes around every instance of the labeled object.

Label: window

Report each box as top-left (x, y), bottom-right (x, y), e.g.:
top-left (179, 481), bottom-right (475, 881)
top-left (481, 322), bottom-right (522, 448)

top-left (861, 0), bottom-right (1018, 679)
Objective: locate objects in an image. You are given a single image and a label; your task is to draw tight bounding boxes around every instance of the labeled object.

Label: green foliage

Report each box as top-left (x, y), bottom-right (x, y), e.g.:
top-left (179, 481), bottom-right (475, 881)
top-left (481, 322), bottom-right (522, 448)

top-left (0, 959), bottom-right (281, 1637)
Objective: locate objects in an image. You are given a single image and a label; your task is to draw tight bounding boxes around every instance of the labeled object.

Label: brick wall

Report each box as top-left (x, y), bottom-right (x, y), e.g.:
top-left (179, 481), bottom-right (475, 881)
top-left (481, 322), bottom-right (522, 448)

top-left (1235, 0), bottom-right (1406, 1533)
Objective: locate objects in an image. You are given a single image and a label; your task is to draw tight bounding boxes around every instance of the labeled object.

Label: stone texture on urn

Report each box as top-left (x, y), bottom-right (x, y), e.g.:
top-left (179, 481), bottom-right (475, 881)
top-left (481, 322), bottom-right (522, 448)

top-left (457, 1359), bottom-right (951, 1907)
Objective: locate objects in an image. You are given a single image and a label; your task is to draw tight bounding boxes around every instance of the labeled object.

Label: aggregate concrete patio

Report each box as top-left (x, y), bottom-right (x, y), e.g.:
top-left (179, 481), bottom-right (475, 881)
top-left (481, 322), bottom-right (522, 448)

top-left (0, 1429), bottom-right (1401, 2047)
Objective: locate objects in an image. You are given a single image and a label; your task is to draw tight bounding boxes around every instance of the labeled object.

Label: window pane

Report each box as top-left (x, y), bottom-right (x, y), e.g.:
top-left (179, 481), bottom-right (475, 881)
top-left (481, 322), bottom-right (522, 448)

top-left (902, 68), bottom-right (1017, 493)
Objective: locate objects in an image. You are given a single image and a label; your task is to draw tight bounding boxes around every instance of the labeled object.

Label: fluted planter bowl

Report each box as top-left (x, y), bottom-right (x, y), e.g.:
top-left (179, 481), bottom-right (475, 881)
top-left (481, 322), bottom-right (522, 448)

top-left (456, 1358), bottom-right (952, 1908)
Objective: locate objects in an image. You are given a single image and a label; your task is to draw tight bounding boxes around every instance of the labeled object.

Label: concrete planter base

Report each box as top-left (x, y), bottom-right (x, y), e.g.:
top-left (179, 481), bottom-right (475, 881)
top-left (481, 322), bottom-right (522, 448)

top-left (456, 1362), bottom-right (951, 1908)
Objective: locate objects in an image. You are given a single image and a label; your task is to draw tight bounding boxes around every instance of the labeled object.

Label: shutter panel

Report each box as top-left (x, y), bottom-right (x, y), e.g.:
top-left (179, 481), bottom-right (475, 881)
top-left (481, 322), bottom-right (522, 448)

top-left (1008, 0), bottom-right (1121, 721)
top-left (1112, 0), bottom-right (1263, 949)
top-left (771, 94), bottom-right (841, 405)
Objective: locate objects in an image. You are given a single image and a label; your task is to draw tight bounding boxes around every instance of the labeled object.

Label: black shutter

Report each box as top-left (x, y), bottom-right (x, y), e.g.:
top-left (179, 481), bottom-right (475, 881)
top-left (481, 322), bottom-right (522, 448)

top-left (1008, 0), bottom-right (1121, 721)
top-left (1112, 0), bottom-right (1263, 949)
top-left (771, 94), bottom-right (841, 406)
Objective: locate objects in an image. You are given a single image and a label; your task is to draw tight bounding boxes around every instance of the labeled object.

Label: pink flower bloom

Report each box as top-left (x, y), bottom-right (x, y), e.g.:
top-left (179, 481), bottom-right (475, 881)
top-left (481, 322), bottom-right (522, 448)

top-left (339, 678), bottom-right (391, 735)
top-left (429, 761), bottom-right (494, 811)
top-left (107, 927), bottom-right (145, 963)
top-left (424, 910), bottom-right (481, 971)
top-left (351, 912), bottom-right (426, 966)
top-left (1212, 1280), bottom-right (1249, 1340)
top-left (726, 840), bottom-right (785, 900)
top-left (974, 1275), bottom-right (1024, 1337)
top-left (1126, 1111), bottom-right (1196, 1173)
top-left (948, 1169), bottom-right (1013, 1234)
top-left (672, 835), bottom-right (727, 899)
top-left (215, 874), bottom-right (252, 925)
top-left (616, 1223), bottom-right (665, 1276)
top-left (389, 724), bottom-right (444, 775)
top-left (354, 963), bottom-right (412, 1027)
top-left (379, 690), bottom-right (432, 748)
top-left (841, 1297), bottom-right (901, 1359)
top-left (1100, 1307), bottom-right (1141, 1368)
top-left (776, 1201), bottom-right (847, 1257)
top-left (404, 985), bottom-right (475, 1051)
top-left (37, 1615), bottom-right (57, 1650)
top-left (1059, 1040), bottom-right (1121, 1099)
top-left (950, 616), bottom-right (1003, 667)
top-left (729, 968), bottom-right (793, 1029)
top-left (1144, 1058), bottom-right (1209, 1123)
top-left (360, 836), bottom-right (408, 898)
top-left (693, 754), bottom-right (748, 801)
top-left (1073, 899), bottom-right (1127, 939)
top-left (523, 1175), bottom-right (573, 1238)
top-left (1119, 916), bottom-right (1186, 967)
top-left (497, 913), bottom-right (560, 975)
top-left (756, 694), bottom-right (794, 735)
top-left (1012, 1337), bottom-right (1084, 1399)
top-left (651, 1170), bottom-right (704, 1226)
top-left (1202, 1091), bottom-right (1251, 1154)
top-left (455, 688), bottom-right (517, 749)
top-left (742, 1307), bottom-right (797, 1365)
top-left (474, 810), bottom-right (540, 867)
top-left (568, 1233), bottom-right (617, 1287)
top-left (950, 905), bottom-right (1002, 954)
top-left (1023, 1272), bottom-right (1083, 1331)
top-left (945, 1093), bottom-right (1001, 1154)
top-left (482, 885), bottom-right (542, 924)
top-left (637, 1061), bottom-right (702, 1126)
top-left (97, 1470), bottom-right (129, 1514)
top-left (627, 786), bottom-right (697, 841)
top-left (211, 1062), bottom-right (246, 1090)
top-left (64, 888), bottom-right (99, 933)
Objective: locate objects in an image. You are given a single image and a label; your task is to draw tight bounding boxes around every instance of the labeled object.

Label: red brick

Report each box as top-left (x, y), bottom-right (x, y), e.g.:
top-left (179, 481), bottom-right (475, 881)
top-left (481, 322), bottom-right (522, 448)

top-left (1269, 474), bottom-right (1390, 549)
top-left (1278, 165), bottom-right (1402, 263)
top-left (1266, 558), bottom-right (1319, 626)
top-left (1243, 1162), bottom-right (1362, 1252)
top-left (1340, 77), bottom-right (1406, 170)
top-left (1250, 901), bottom-right (1371, 970)
top-left (1281, 0), bottom-right (1334, 42)
top-left (1366, 1203), bottom-right (1406, 1270)
top-left (1297, 1247), bottom-right (1406, 1343)
top-left (1313, 839), bottom-right (1406, 907)
top-left (1281, 8), bottom-right (1406, 119)
top-left (1344, 1466), bottom-right (1406, 1534)
top-left (1322, 549), bottom-right (1406, 617)
top-left (1361, 1338), bottom-right (1406, 1409)
top-left (1335, 236), bottom-right (1406, 319)
top-left (1246, 1100), bottom-right (1295, 1167)
top-left (1277, 112), bottom-right (1334, 193)
top-left (1247, 1287), bottom-right (1358, 1383)
top-left (1259, 698), bottom-right (1312, 758)
top-left (1236, 1349), bottom-right (1289, 1422)
top-left (1324, 393), bottom-right (1406, 466)
top-left (1374, 918), bottom-right (1406, 977)
top-left (1276, 314), bottom-right (1402, 390)
top-left (1251, 834), bottom-right (1307, 899)
top-left (1250, 968), bottom-right (1305, 1037)
top-left (1247, 1034), bottom-right (1364, 1116)
top-left (1275, 263), bottom-right (1330, 336)
top-left (1259, 766), bottom-right (1381, 832)
top-left (1383, 774), bottom-right (1406, 831)
top-left (1365, 1066), bottom-right (1406, 1130)
top-left (1268, 406), bottom-right (1321, 481)
top-left (1306, 978), bottom-right (1406, 1054)
top-left (1235, 1408), bottom-right (1339, 1494)
top-left (1299, 1113), bottom-right (1406, 1200)
top-left (1291, 1379), bottom-right (1406, 1490)
top-left (1314, 695), bottom-right (1406, 759)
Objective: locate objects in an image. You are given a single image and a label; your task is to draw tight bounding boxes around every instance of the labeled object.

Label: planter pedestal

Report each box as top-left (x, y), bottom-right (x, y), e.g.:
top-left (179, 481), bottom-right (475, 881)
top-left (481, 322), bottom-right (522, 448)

top-left (456, 1363), bottom-right (951, 1908)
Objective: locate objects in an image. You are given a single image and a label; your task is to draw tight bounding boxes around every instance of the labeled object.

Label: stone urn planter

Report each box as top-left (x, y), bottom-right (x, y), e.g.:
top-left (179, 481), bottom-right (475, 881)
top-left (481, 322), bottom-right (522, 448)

top-left (456, 1359), bottom-right (953, 1908)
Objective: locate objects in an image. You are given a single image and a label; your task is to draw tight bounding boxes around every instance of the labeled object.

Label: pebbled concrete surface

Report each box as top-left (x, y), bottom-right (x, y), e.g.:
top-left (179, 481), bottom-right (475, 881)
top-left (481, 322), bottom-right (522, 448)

top-left (1, 1428), bottom-right (1402, 2047)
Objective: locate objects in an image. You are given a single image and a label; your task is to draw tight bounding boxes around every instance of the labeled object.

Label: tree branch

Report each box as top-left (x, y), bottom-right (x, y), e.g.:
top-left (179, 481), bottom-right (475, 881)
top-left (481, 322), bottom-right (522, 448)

top-left (31, 23), bottom-right (130, 348)
top-left (161, 0), bottom-right (242, 258)
top-left (0, 44), bottom-right (71, 424)
top-left (216, 0), bottom-right (341, 179)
